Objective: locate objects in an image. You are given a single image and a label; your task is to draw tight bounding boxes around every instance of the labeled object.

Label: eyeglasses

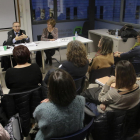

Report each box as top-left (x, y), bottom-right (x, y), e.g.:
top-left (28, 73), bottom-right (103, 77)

top-left (13, 26), bottom-right (20, 28)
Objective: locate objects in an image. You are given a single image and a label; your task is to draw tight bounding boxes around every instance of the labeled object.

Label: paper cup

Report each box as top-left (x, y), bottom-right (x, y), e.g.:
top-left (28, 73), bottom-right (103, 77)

top-left (3, 46), bottom-right (7, 51)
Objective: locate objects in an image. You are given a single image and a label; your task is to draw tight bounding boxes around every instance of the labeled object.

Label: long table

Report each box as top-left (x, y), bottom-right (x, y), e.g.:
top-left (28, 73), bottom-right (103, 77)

top-left (0, 36), bottom-right (93, 73)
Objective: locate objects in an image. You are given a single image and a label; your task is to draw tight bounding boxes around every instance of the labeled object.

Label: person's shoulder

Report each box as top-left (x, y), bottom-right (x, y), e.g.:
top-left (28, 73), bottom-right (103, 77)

top-left (5, 68), bottom-right (15, 75)
top-left (134, 45), bottom-right (140, 50)
top-left (74, 95), bottom-right (85, 105)
top-left (54, 27), bottom-right (58, 31)
top-left (36, 102), bottom-right (57, 114)
top-left (30, 63), bottom-right (40, 69)
top-left (6, 67), bottom-right (15, 72)
top-left (8, 29), bottom-right (14, 34)
top-left (62, 61), bottom-right (73, 67)
top-left (20, 29), bottom-right (25, 32)
top-left (93, 55), bottom-right (101, 61)
top-left (43, 28), bottom-right (47, 32)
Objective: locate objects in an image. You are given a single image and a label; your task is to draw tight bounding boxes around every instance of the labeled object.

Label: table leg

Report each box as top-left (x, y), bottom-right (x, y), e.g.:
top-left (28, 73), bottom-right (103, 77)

top-left (41, 50), bottom-right (45, 74)
top-left (85, 43), bottom-right (90, 56)
top-left (10, 56), bottom-right (13, 67)
top-left (0, 73), bottom-right (2, 86)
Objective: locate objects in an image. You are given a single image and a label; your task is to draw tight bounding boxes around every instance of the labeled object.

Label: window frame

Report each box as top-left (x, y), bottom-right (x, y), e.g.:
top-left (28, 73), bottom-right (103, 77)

top-left (95, 0), bottom-right (140, 29)
top-left (30, 0), bottom-right (89, 25)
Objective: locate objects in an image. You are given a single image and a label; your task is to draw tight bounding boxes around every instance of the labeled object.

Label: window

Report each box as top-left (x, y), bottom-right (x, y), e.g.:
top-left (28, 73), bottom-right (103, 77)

top-left (123, 0), bottom-right (140, 24)
top-left (57, 0), bottom-right (89, 21)
top-left (95, 0), bottom-right (121, 22)
top-left (31, 0), bottom-right (54, 22)
top-left (31, 0), bottom-right (89, 23)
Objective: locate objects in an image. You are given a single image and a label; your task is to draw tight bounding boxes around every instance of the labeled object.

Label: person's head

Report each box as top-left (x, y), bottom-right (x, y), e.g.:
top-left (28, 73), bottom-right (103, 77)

top-left (137, 31), bottom-right (140, 43)
top-left (48, 69), bottom-right (76, 106)
top-left (98, 36), bottom-right (113, 55)
top-left (50, 12), bottom-right (54, 18)
top-left (13, 45), bottom-right (30, 65)
top-left (115, 60), bottom-right (136, 90)
top-left (66, 40), bottom-right (87, 67)
top-left (12, 22), bottom-right (21, 33)
top-left (47, 18), bottom-right (56, 28)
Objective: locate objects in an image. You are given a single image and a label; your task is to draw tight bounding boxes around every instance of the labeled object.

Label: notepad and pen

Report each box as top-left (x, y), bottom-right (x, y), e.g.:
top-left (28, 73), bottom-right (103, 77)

top-left (95, 76), bottom-right (116, 88)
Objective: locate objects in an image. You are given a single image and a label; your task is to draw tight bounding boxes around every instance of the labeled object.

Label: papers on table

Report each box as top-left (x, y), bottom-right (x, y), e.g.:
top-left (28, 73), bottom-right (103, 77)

top-left (95, 76), bottom-right (115, 88)
top-left (49, 39), bottom-right (70, 44)
top-left (14, 42), bottom-right (37, 47)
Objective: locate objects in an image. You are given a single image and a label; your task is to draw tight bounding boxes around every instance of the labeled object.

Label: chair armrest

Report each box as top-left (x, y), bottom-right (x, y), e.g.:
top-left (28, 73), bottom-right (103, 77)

top-left (84, 105), bottom-right (96, 117)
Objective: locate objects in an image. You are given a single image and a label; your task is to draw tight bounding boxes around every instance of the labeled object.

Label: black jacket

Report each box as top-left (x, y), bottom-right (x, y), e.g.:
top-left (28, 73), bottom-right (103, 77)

top-left (92, 103), bottom-right (140, 140)
top-left (1, 87), bottom-right (47, 137)
top-left (6, 29), bottom-right (30, 45)
top-left (120, 45), bottom-right (140, 62)
top-left (60, 60), bottom-right (89, 79)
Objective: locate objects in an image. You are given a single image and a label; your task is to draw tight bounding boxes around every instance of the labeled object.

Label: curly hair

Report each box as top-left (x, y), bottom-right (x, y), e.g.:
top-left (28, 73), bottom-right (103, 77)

top-left (66, 40), bottom-right (87, 67)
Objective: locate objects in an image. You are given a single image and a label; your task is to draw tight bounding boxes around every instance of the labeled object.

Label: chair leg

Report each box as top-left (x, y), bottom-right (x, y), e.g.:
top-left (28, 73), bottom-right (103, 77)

top-left (58, 48), bottom-right (61, 62)
top-left (52, 58), bottom-right (61, 64)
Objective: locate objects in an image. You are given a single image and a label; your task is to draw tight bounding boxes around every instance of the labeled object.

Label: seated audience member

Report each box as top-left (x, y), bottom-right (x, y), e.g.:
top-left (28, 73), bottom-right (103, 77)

top-left (0, 124), bottom-right (10, 140)
top-left (86, 60), bottom-right (140, 116)
top-left (114, 31), bottom-right (140, 63)
top-left (33, 69), bottom-right (85, 140)
top-left (36, 18), bottom-right (58, 66)
top-left (1, 22), bottom-right (30, 71)
top-left (44, 40), bottom-right (88, 84)
top-left (5, 45), bottom-right (42, 94)
top-left (88, 36), bottom-right (114, 73)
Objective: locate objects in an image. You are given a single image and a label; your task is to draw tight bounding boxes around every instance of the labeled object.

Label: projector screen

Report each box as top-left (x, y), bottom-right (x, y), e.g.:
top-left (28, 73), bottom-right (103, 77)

top-left (0, 0), bottom-right (17, 30)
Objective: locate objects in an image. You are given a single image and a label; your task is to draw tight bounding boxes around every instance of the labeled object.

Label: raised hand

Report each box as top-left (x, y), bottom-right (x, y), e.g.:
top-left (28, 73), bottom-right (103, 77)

top-left (15, 34), bottom-right (23, 41)
top-left (21, 33), bottom-right (28, 39)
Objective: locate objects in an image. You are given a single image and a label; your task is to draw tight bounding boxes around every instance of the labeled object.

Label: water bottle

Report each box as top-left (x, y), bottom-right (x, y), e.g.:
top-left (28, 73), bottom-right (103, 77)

top-left (115, 29), bottom-right (118, 38)
top-left (75, 31), bottom-right (78, 39)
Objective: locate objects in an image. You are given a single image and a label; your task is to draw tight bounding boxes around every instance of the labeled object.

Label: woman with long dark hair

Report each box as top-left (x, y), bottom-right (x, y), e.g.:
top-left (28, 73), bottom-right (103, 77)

top-left (33, 69), bottom-right (85, 140)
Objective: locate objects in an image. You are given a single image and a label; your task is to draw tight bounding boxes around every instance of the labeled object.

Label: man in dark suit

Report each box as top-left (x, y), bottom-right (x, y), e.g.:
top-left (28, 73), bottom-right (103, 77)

top-left (7, 22), bottom-right (29, 45)
top-left (1, 22), bottom-right (30, 71)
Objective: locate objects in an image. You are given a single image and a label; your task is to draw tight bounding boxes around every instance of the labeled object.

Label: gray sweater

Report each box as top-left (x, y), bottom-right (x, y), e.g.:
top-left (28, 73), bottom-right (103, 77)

top-left (97, 81), bottom-right (140, 113)
top-left (33, 95), bottom-right (85, 140)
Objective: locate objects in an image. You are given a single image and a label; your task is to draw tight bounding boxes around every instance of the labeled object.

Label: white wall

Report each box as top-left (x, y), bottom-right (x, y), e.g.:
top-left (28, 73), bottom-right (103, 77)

top-left (19, 0), bottom-right (33, 42)
top-left (0, 0), bottom-right (33, 45)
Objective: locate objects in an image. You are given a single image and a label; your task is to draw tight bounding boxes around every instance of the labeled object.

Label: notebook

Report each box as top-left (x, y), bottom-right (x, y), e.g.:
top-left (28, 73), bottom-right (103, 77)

top-left (95, 76), bottom-right (115, 88)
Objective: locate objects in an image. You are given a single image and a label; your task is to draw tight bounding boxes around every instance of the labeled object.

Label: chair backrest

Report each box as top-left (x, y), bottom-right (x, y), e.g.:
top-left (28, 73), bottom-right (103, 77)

top-left (89, 66), bottom-right (114, 83)
top-left (37, 35), bottom-right (42, 41)
top-left (82, 21), bottom-right (90, 37)
top-left (74, 76), bottom-right (85, 94)
top-left (3, 40), bottom-right (7, 46)
top-left (132, 62), bottom-right (140, 75)
top-left (92, 103), bottom-right (140, 140)
top-left (51, 118), bottom-right (94, 140)
top-left (1, 86), bottom-right (47, 137)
